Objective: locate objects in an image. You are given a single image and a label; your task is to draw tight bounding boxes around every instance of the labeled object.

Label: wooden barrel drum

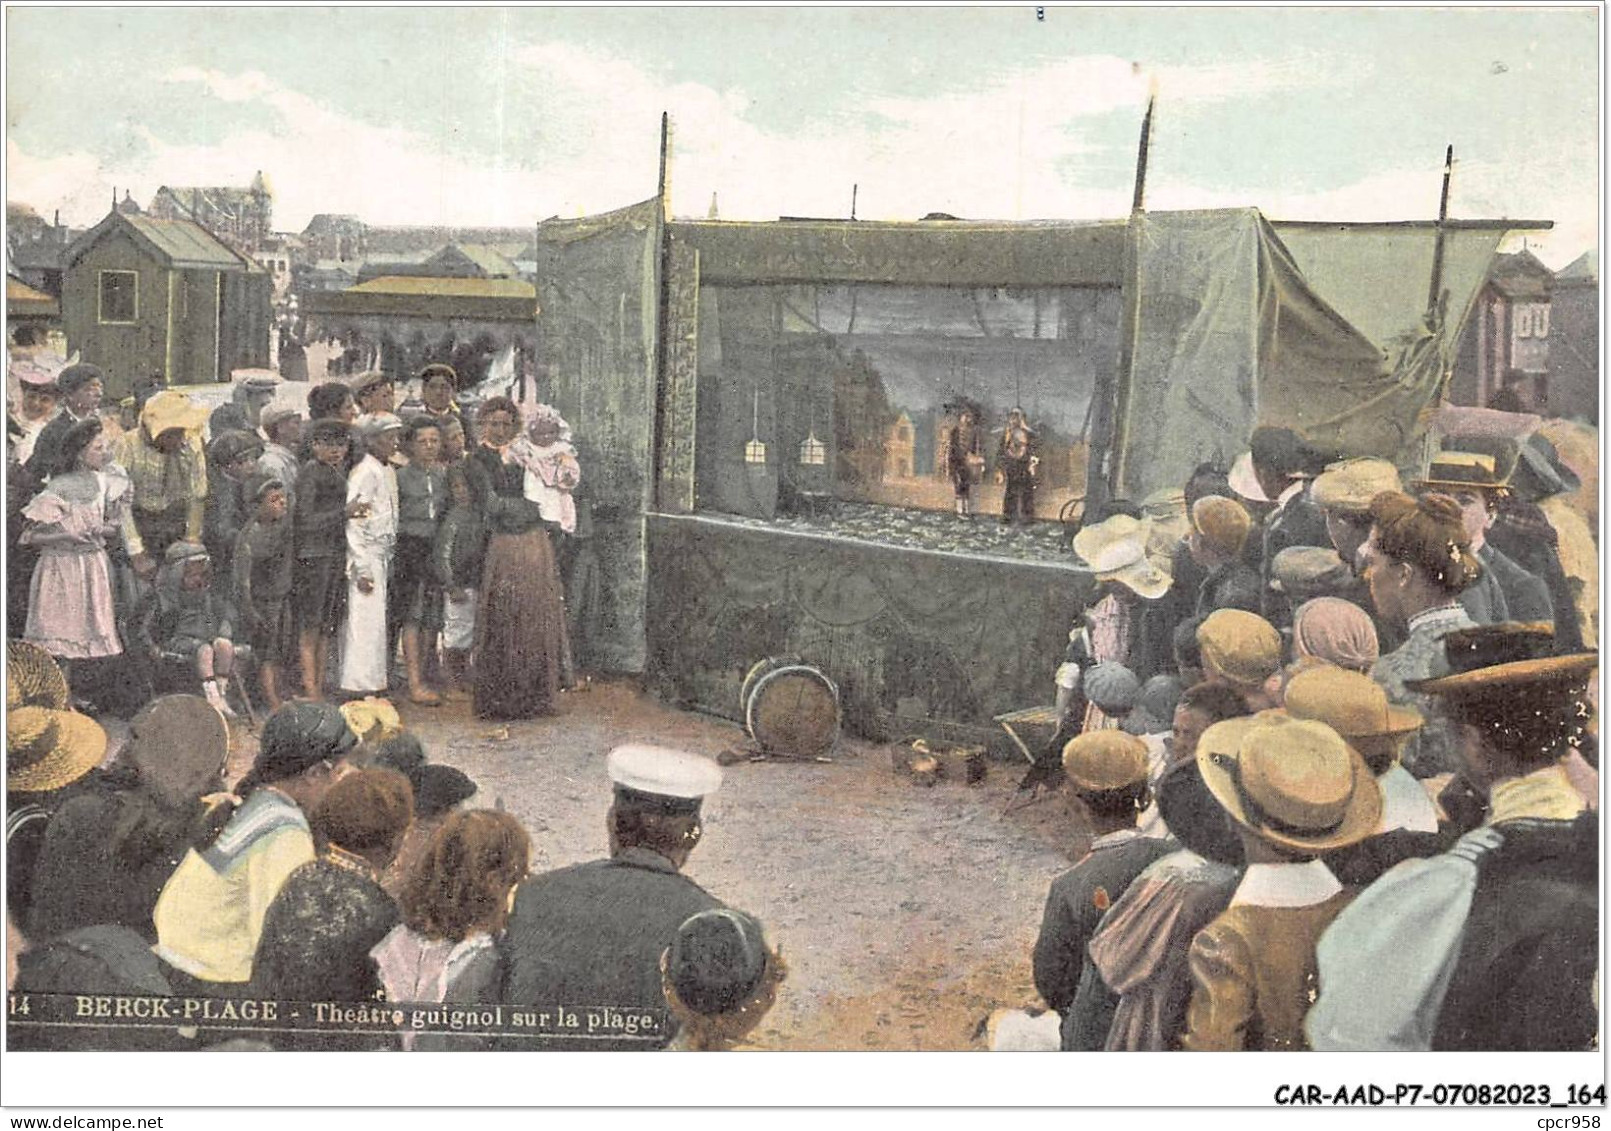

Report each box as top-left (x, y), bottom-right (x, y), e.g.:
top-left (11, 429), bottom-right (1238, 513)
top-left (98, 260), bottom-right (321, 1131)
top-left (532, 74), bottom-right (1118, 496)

top-left (741, 656), bottom-right (841, 758)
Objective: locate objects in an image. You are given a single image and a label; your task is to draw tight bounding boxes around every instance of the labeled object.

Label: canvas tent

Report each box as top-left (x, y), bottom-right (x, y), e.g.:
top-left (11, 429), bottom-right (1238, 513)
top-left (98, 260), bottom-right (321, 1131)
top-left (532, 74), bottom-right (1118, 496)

top-left (1109, 208), bottom-right (1516, 498)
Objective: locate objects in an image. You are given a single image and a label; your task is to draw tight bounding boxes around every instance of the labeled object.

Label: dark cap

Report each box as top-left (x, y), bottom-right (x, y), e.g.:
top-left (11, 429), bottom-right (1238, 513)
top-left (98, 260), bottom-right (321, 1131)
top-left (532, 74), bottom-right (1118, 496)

top-left (252, 701), bottom-right (357, 783)
top-left (55, 363), bottom-right (106, 396)
top-left (208, 429), bottom-right (264, 466)
top-left (308, 418), bottom-right (352, 444)
top-left (1250, 426), bottom-right (1323, 480)
top-left (417, 363), bottom-right (459, 385)
top-left (410, 763), bottom-right (477, 820)
top-left (667, 908), bottom-right (770, 1017)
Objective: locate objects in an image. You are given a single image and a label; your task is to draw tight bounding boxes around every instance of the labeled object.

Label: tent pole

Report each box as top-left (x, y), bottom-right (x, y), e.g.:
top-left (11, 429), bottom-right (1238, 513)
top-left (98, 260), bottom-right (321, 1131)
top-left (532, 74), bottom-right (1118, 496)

top-left (1103, 94), bottom-right (1154, 507)
top-left (1419, 144), bottom-right (1455, 473)
top-left (652, 111), bottom-right (673, 507)
top-left (1426, 145), bottom-right (1454, 317)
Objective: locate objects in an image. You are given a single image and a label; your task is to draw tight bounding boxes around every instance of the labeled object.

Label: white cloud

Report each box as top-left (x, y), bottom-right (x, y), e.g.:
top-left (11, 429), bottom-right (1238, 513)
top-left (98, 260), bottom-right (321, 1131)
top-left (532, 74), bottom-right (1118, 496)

top-left (6, 42), bottom-right (1593, 269)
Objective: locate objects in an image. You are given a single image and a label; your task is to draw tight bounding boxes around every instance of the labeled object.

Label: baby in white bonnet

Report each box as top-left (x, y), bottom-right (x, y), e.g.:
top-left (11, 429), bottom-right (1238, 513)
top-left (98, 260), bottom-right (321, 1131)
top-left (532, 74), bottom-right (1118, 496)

top-left (504, 403), bottom-right (580, 534)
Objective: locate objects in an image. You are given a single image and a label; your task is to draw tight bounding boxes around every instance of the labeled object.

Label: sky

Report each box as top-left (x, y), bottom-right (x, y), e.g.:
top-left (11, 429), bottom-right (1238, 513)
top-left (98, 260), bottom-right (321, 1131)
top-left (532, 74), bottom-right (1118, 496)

top-left (5, 5), bottom-right (1600, 267)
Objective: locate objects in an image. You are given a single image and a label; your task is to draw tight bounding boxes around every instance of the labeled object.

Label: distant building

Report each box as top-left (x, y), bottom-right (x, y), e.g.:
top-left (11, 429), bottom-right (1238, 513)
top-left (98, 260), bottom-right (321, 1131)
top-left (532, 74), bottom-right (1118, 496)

top-left (421, 243), bottom-right (522, 279)
top-left (300, 214), bottom-right (368, 263)
top-left (251, 234), bottom-right (301, 298)
top-left (884, 411), bottom-right (916, 479)
top-left (7, 201), bottom-right (74, 297)
top-left (300, 274), bottom-right (538, 385)
top-left (1547, 250), bottom-right (1597, 423)
top-left (148, 171), bottom-right (274, 255)
top-left (62, 209), bottom-right (271, 395)
top-left (1449, 250), bottom-right (1554, 413)
top-left (293, 259), bottom-right (362, 294)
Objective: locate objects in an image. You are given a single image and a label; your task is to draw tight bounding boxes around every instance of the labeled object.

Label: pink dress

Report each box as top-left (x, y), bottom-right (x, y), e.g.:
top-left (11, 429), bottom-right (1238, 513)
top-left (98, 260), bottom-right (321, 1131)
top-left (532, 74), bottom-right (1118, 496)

top-left (22, 470), bottom-right (125, 659)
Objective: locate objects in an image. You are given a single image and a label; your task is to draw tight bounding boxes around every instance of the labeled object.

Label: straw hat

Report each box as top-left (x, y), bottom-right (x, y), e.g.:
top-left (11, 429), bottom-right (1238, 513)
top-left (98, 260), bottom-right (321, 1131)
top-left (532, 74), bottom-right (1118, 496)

top-left (1412, 450), bottom-right (1506, 493)
top-left (7, 705), bottom-right (108, 794)
top-left (1280, 667), bottom-right (1422, 740)
top-left (340, 697), bottom-right (403, 747)
top-left (1061, 730), bottom-right (1149, 794)
top-left (1408, 621), bottom-right (1596, 700)
top-left (1196, 609), bottom-right (1282, 689)
top-left (139, 390), bottom-right (210, 438)
top-left (1072, 514), bottom-right (1172, 600)
top-left (1196, 714), bottom-right (1381, 854)
top-left (1311, 458), bottom-right (1402, 516)
top-left (7, 640), bottom-right (70, 711)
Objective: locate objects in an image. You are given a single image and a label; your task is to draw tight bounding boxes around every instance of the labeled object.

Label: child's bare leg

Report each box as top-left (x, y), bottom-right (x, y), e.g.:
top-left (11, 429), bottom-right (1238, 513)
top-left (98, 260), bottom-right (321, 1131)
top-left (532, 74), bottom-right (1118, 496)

top-left (299, 629), bottom-right (322, 699)
top-left (260, 662), bottom-right (283, 712)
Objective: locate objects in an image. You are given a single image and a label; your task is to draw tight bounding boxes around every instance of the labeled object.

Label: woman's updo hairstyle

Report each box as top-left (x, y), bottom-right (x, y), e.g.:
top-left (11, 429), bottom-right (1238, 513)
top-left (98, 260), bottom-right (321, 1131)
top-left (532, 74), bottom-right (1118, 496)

top-left (1368, 490), bottom-right (1482, 595)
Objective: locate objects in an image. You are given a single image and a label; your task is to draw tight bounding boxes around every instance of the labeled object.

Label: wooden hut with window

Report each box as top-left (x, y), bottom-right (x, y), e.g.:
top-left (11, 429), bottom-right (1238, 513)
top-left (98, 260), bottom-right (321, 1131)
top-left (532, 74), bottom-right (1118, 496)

top-left (61, 209), bottom-right (272, 397)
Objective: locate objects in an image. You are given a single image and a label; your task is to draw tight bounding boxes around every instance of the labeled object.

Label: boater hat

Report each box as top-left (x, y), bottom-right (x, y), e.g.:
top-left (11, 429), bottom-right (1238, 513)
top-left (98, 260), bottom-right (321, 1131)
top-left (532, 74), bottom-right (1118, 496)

top-left (1196, 714), bottom-right (1381, 854)
top-left (7, 705), bottom-right (108, 794)
top-left (1408, 623), bottom-right (1596, 699)
top-left (1412, 450), bottom-right (1506, 492)
top-left (7, 640), bottom-right (70, 711)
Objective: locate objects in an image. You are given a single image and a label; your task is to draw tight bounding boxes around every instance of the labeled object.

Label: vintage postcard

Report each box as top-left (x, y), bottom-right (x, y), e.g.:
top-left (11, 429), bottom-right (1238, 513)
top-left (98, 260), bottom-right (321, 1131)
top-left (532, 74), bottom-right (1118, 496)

top-left (1, 2), bottom-right (1601, 1114)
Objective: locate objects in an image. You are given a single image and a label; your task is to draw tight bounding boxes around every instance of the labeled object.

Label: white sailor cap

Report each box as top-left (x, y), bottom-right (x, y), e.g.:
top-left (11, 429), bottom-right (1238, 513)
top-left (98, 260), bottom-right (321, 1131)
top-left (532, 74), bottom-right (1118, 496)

top-left (607, 744), bottom-right (723, 815)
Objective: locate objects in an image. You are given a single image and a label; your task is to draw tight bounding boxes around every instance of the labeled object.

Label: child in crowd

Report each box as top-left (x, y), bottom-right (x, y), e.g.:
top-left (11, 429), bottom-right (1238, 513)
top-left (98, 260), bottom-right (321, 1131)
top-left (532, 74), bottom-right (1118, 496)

top-left (432, 466), bottom-right (485, 701)
top-left (235, 477), bottom-right (296, 712)
top-left (505, 404), bottom-right (580, 535)
top-left (391, 417), bottom-right (448, 705)
top-left (294, 419), bottom-right (360, 700)
top-left (133, 541), bottom-right (238, 718)
top-left (660, 908), bottom-right (788, 1051)
top-left (202, 430), bottom-right (264, 600)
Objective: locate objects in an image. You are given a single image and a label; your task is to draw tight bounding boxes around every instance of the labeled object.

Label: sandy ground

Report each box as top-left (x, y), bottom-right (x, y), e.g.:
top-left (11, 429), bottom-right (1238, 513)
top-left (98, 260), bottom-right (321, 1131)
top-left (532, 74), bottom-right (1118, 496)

top-left (233, 679), bottom-right (1094, 1051)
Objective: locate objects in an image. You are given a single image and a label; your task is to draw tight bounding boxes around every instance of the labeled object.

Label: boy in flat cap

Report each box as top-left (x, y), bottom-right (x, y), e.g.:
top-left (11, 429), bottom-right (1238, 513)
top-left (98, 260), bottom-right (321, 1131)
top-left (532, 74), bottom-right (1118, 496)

top-left (1187, 495), bottom-right (1261, 618)
top-left (498, 745), bottom-right (734, 1050)
top-left (1033, 731), bottom-right (1176, 1050)
top-left (235, 476), bottom-right (296, 712)
top-left (293, 418), bottom-right (361, 698)
top-left (203, 429), bottom-right (265, 603)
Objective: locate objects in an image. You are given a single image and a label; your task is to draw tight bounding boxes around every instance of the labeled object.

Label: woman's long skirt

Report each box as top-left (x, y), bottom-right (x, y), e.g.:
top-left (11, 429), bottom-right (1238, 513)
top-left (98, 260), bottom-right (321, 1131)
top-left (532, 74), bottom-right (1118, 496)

top-left (473, 528), bottom-right (568, 720)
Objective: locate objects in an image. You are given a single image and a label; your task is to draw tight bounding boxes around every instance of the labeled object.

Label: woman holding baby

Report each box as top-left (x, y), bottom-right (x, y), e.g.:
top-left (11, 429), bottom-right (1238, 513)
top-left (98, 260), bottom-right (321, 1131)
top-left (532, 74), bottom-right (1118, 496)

top-left (465, 396), bottom-right (574, 719)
